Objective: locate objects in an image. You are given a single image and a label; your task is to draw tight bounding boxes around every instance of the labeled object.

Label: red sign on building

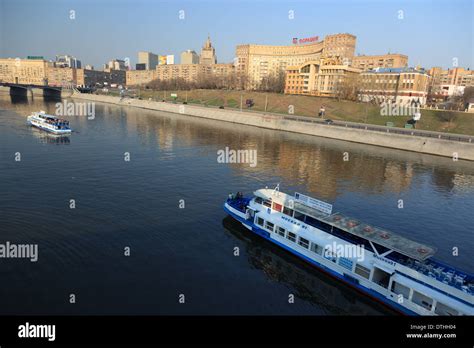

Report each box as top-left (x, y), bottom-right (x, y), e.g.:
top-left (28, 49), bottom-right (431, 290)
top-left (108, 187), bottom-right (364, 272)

top-left (292, 36), bottom-right (319, 45)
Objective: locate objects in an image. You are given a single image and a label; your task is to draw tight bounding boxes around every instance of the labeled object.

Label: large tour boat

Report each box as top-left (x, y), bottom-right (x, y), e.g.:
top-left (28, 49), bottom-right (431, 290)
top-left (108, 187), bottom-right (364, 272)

top-left (224, 187), bottom-right (473, 316)
top-left (27, 111), bottom-right (71, 135)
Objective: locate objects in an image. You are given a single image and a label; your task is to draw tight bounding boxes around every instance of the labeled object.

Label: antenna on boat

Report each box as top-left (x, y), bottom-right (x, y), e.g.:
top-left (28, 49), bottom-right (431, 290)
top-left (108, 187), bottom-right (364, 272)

top-left (272, 183), bottom-right (280, 196)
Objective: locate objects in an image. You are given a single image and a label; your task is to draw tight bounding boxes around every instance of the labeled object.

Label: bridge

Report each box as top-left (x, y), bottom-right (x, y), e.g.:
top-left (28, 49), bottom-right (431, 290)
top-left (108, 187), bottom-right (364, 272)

top-left (0, 82), bottom-right (76, 98)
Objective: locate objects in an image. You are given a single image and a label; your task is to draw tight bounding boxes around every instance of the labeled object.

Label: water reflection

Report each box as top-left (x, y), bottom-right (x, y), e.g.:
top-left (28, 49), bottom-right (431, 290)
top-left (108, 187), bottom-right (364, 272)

top-left (120, 108), bottom-right (474, 198)
top-left (30, 127), bottom-right (71, 145)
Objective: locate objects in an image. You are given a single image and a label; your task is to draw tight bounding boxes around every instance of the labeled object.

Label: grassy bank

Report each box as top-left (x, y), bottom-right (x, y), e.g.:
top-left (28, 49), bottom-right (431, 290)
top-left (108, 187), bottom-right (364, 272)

top-left (104, 88), bottom-right (474, 135)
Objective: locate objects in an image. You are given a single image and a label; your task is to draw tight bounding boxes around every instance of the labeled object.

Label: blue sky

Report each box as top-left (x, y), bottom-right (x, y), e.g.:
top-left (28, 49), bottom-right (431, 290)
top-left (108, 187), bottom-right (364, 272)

top-left (1, 0), bottom-right (472, 69)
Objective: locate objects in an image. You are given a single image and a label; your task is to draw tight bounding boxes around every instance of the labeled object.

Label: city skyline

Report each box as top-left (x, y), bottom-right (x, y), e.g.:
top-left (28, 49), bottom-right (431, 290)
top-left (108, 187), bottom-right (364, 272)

top-left (1, 0), bottom-right (473, 70)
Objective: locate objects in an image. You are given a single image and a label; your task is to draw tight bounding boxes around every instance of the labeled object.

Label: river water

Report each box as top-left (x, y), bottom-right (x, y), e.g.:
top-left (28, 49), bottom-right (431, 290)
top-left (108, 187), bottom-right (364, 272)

top-left (0, 94), bottom-right (473, 315)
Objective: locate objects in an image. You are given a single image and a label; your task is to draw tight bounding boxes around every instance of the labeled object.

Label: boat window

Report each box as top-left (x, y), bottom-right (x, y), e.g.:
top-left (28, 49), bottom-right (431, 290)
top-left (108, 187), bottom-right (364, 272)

top-left (412, 291), bottom-right (433, 311)
top-left (355, 264), bottom-right (371, 279)
top-left (286, 232), bottom-right (297, 243)
top-left (298, 237), bottom-right (310, 249)
top-left (255, 197), bottom-right (263, 204)
top-left (372, 267), bottom-right (391, 289)
top-left (272, 202), bottom-right (283, 212)
top-left (372, 242), bottom-right (390, 255)
top-left (282, 206), bottom-right (293, 217)
top-left (263, 199), bottom-right (272, 208)
top-left (265, 221), bottom-right (274, 232)
top-left (310, 243), bottom-right (323, 255)
top-left (390, 281), bottom-right (410, 299)
top-left (331, 227), bottom-right (372, 252)
top-left (276, 226), bottom-right (285, 237)
top-left (434, 302), bottom-right (459, 316)
top-left (305, 216), bottom-right (332, 232)
top-left (293, 211), bottom-right (306, 222)
top-left (256, 217), bottom-right (264, 226)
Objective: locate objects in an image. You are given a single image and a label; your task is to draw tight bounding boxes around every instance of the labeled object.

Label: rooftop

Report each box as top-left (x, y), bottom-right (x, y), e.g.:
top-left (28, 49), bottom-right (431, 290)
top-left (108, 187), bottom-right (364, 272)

top-left (254, 188), bottom-right (437, 261)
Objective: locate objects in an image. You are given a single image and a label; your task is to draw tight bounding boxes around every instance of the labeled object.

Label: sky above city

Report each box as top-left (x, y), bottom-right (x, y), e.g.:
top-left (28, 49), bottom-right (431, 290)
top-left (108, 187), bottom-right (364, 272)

top-left (0, 0), bottom-right (472, 70)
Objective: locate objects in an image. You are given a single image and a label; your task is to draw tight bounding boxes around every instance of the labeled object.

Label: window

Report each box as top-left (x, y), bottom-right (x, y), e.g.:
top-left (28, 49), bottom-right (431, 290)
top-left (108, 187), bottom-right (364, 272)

top-left (293, 211), bottom-right (305, 222)
top-left (391, 281), bottom-right (410, 299)
top-left (255, 197), bottom-right (263, 204)
top-left (256, 217), bottom-right (264, 227)
top-left (355, 264), bottom-right (371, 279)
top-left (372, 267), bottom-right (391, 288)
top-left (298, 237), bottom-right (310, 249)
top-left (276, 226), bottom-right (285, 237)
top-left (286, 232), bottom-right (296, 242)
top-left (412, 291), bottom-right (433, 311)
top-left (263, 199), bottom-right (272, 208)
top-left (265, 221), bottom-right (274, 232)
top-left (282, 206), bottom-right (293, 217)
top-left (272, 202), bottom-right (283, 212)
top-left (310, 243), bottom-right (323, 255)
top-left (324, 248), bottom-right (337, 263)
top-left (435, 302), bottom-right (458, 316)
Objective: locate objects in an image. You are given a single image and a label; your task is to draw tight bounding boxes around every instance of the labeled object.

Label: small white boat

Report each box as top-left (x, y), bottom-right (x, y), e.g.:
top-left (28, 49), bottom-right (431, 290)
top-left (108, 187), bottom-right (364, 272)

top-left (224, 186), bottom-right (474, 316)
top-left (27, 111), bottom-right (71, 135)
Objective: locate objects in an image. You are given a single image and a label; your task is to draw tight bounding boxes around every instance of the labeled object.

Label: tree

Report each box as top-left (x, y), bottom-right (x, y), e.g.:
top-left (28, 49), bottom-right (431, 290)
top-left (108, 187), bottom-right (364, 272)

top-left (462, 86), bottom-right (474, 106)
top-left (335, 74), bottom-right (361, 101)
top-left (256, 70), bottom-right (286, 93)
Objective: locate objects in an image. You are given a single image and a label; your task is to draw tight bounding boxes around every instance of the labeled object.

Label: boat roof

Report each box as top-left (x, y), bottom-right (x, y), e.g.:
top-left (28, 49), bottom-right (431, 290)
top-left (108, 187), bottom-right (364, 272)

top-left (33, 111), bottom-right (59, 119)
top-left (254, 188), bottom-right (437, 261)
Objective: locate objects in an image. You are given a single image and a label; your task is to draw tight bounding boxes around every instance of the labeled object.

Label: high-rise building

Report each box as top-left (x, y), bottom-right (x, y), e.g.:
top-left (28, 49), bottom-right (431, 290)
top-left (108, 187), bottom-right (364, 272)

top-left (138, 51), bottom-right (159, 70)
top-left (55, 54), bottom-right (81, 68)
top-left (200, 36), bottom-right (217, 65)
top-left (104, 59), bottom-right (127, 71)
top-left (236, 33), bottom-right (356, 88)
top-left (166, 55), bottom-right (175, 65)
top-left (181, 50), bottom-right (199, 64)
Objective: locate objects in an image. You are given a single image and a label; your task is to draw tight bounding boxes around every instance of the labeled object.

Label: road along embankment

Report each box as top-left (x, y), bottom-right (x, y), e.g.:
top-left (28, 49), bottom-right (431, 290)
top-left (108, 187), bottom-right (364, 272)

top-left (71, 92), bottom-right (474, 161)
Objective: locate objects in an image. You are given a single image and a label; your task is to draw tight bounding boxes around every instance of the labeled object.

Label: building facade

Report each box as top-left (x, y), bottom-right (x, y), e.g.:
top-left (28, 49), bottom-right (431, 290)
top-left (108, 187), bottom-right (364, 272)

top-left (284, 56), bottom-right (361, 97)
top-left (236, 33), bottom-right (356, 88)
top-left (46, 66), bottom-right (77, 87)
top-left (138, 51), bottom-right (159, 70)
top-left (427, 67), bottom-right (474, 100)
top-left (351, 54), bottom-right (408, 71)
top-left (0, 58), bottom-right (49, 85)
top-left (358, 67), bottom-right (431, 105)
top-left (126, 63), bottom-right (234, 86)
top-left (181, 50), bottom-right (199, 64)
top-left (76, 68), bottom-right (126, 87)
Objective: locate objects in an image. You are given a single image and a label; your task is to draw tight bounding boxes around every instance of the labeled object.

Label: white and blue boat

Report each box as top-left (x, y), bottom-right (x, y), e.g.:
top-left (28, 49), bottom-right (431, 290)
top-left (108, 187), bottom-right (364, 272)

top-left (27, 111), bottom-right (71, 135)
top-left (224, 187), bottom-right (474, 315)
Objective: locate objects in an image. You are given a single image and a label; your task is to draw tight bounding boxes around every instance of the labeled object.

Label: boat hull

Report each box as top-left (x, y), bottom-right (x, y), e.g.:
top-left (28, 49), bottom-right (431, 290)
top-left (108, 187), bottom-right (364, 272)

top-left (224, 202), bottom-right (417, 315)
top-left (28, 120), bottom-right (72, 135)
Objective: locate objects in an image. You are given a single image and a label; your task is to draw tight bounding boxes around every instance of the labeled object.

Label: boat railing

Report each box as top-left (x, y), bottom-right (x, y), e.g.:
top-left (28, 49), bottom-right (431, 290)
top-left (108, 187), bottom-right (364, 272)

top-left (385, 252), bottom-right (473, 294)
top-left (226, 196), bottom-right (250, 213)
